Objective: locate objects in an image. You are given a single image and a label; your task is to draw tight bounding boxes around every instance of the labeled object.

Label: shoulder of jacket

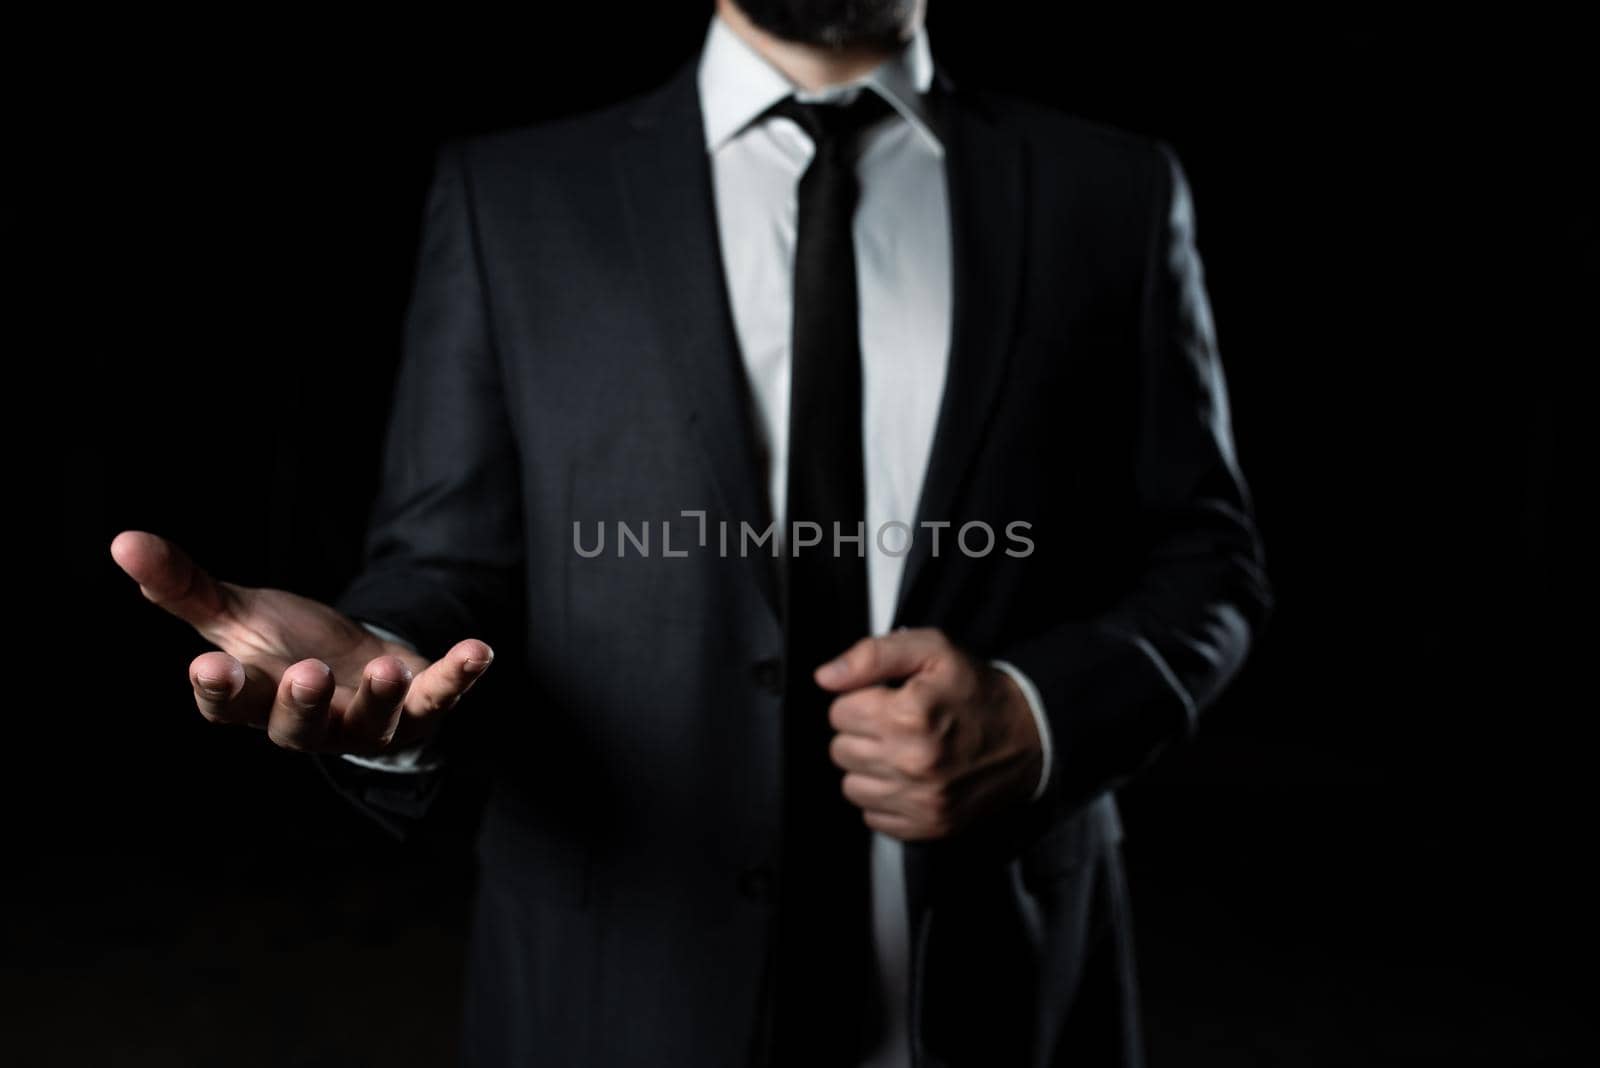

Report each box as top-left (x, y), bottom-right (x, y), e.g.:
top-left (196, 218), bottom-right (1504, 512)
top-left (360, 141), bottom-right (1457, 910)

top-left (439, 79), bottom-right (663, 178)
top-left (957, 83), bottom-right (1172, 176)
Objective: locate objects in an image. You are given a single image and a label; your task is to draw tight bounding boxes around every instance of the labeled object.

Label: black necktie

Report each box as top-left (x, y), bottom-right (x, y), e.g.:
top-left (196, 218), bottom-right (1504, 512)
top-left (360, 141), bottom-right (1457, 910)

top-left (764, 89), bottom-right (894, 1067)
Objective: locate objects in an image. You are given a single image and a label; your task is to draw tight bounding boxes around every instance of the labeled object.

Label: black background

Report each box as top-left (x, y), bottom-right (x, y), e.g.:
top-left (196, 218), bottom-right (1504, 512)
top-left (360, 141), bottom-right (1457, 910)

top-left (29, 7), bottom-right (1592, 1065)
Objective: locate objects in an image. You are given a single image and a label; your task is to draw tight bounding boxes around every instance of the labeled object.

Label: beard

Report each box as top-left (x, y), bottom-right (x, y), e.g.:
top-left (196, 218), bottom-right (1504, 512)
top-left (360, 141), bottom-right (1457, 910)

top-left (734, 0), bottom-right (918, 50)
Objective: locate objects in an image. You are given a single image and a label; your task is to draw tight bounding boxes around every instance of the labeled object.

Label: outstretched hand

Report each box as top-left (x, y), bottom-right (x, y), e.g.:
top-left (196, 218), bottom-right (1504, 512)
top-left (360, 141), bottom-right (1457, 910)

top-left (110, 530), bottom-right (493, 754)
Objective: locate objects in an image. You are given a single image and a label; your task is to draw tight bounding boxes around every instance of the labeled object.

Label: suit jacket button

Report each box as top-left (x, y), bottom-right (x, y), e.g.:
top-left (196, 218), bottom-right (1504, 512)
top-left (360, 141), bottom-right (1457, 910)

top-left (737, 864), bottom-right (778, 903)
top-left (751, 658), bottom-right (783, 696)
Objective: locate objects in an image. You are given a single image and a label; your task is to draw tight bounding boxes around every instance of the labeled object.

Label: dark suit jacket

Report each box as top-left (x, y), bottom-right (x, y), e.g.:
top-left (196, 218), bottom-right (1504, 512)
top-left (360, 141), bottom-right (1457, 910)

top-left (323, 49), bottom-right (1271, 1068)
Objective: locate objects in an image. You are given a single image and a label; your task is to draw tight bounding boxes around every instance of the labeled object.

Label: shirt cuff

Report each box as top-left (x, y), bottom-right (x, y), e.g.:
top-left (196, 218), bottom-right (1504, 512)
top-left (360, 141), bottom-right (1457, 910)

top-left (990, 659), bottom-right (1053, 803)
top-left (341, 621), bottom-right (440, 774)
top-left (358, 619), bottom-right (419, 653)
top-left (341, 746), bottom-right (442, 774)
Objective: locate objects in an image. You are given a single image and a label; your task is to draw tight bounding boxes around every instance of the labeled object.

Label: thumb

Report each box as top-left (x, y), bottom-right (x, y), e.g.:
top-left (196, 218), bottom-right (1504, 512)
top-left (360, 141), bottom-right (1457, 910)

top-left (815, 628), bottom-right (945, 692)
top-left (109, 530), bottom-right (230, 628)
top-left (397, 638), bottom-right (496, 737)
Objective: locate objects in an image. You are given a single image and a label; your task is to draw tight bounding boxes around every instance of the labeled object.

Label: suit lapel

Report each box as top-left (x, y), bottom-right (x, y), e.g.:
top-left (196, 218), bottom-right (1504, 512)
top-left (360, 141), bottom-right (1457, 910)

top-left (892, 71), bottom-right (1029, 628)
top-left (899, 72), bottom-right (1032, 1065)
top-left (612, 58), bottom-right (781, 620)
top-left (609, 62), bottom-right (1025, 632)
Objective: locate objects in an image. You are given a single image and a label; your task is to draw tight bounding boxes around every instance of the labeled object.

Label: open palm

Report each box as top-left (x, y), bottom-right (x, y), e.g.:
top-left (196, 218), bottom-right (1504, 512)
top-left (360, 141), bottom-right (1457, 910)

top-left (111, 530), bottom-right (493, 753)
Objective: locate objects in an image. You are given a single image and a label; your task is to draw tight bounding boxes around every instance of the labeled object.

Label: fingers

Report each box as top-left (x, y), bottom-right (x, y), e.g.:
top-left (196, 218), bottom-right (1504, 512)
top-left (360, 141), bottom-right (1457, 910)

top-left (333, 655), bottom-right (415, 752)
top-left (398, 639), bottom-right (494, 737)
top-left (190, 651), bottom-right (274, 726)
top-left (826, 686), bottom-right (893, 738)
top-left (843, 771), bottom-right (956, 842)
top-left (827, 674), bottom-right (945, 742)
top-left (828, 731), bottom-right (894, 778)
top-left (265, 659), bottom-right (336, 751)
top-left (841, 770), bottom-right (900, 813)
top-left (841, 773), bottom-right (940, 840)
top-left (830, 718), bottom-right (942, 784)
top-left (814, 627), bottom-right (949, 692)
top-left (862, 809), bottom-right (924, 840)
top-left (110, 530), bottom-right (230, 629)
top-left (185, 636), bottom-right (494, 754)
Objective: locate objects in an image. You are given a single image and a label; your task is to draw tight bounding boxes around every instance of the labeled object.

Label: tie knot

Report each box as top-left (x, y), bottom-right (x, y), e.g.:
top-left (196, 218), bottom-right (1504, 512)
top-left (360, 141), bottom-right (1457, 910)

top-left (764, 90), bottom-right (895, 151)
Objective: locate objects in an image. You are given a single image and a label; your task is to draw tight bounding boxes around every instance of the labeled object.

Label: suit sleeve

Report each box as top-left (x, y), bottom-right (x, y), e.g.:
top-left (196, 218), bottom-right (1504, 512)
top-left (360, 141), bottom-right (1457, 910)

top-left (331, 137), bottom-right (525, 664)
top-left (316, 137), bottom-right (525, 838)
top-left (999, 140), bottom-right (1272, 831)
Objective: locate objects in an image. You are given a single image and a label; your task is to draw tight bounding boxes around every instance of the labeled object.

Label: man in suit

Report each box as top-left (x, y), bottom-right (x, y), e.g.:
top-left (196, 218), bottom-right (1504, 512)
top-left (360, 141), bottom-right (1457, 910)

top-left (111, 1), bottom-right (1270, 1064)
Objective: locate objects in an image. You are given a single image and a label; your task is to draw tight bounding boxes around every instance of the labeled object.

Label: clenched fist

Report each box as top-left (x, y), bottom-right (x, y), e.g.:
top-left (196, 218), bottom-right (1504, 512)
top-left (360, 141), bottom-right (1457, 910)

top-left (110, 529), bottom-right (494, 755)
top-left (817, 627), bottom-right (1045, 841)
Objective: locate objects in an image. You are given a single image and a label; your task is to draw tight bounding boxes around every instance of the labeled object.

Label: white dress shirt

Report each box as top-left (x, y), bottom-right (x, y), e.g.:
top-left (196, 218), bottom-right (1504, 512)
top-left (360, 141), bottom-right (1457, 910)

top-left (349, 14), bottom-right (1055, 1066)
top-left (697, 15), bottom-right (1052, 1067)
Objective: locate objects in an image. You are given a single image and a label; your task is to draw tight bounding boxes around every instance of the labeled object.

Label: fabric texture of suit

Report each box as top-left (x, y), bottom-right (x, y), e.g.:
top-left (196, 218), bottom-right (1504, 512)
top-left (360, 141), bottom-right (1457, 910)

top-left (322, 43), bottom-right (1271, 1068)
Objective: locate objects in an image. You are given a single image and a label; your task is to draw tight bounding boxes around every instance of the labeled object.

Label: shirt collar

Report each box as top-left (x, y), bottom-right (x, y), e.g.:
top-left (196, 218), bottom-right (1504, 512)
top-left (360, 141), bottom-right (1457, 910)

top-left (696, 11), bottom-right (942, 156)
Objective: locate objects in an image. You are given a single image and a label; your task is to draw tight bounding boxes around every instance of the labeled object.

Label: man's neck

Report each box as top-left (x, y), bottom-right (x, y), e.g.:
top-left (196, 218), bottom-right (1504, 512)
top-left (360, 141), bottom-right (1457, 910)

top-left (714, 0), bottom-right (911, 91)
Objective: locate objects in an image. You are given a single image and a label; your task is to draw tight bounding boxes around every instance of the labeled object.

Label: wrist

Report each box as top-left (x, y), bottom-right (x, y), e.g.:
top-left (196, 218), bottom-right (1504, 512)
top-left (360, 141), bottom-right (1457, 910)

top-left (990, 659), bottom-right (1052, 804)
